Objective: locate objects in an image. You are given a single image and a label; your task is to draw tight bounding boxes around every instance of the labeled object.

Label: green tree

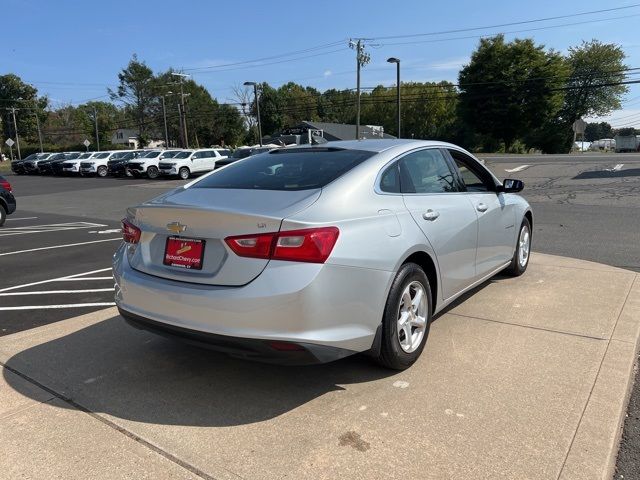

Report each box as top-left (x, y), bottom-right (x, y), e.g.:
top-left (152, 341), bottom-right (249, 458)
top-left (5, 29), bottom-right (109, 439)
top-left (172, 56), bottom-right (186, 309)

top-left (76, 101), bottom-right (123, 147)
top-left (109, 54), bottom-right (156, 143)
top-left (277, 82), bottom-right (320, 128)
top-left (458, 35), bottom-right (568, 151)
top-left (0, 74), bottom-right (48, 148)
top-left (584, 121), bottom-right (613, 141)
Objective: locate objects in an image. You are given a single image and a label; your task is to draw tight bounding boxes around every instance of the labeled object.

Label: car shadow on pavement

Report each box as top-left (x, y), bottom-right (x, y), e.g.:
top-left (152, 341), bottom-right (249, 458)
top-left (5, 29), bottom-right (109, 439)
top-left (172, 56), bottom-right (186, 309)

top-left (3, 315), bottom-right (396, 427)
top-left (573, 168), bottom-right (640, 179)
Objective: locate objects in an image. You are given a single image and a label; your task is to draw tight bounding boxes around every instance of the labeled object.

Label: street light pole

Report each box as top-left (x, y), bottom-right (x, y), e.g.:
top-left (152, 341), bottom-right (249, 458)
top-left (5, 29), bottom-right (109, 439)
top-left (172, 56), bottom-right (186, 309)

top-left (387, 57), bottom-right (401, 138)
top-left (244, 82), bottom-right (262, 146)
top-left (161, 95), bottom-right (169, 148)
top-left (10, 107), bottom-right (21, 160)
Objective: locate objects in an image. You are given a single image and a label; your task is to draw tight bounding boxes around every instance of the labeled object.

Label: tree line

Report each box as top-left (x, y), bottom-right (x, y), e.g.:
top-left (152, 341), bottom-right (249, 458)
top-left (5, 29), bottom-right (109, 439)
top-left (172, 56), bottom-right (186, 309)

top-left (0, 36), bottom-right (632, 156)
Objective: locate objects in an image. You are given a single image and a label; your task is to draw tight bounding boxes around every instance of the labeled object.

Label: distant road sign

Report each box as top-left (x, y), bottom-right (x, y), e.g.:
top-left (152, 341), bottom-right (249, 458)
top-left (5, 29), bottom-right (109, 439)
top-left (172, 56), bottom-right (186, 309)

top-left (572, 119), bottom-right (586, 134)
top-left (83, 139), bottom-right (91, 147)
top-left (5, 138), bottom-right (15, 147)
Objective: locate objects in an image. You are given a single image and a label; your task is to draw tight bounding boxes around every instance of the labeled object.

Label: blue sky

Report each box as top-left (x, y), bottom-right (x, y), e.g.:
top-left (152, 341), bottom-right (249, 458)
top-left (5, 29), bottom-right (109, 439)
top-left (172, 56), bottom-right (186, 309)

top-left (3, 0), bottom-right (640, 127)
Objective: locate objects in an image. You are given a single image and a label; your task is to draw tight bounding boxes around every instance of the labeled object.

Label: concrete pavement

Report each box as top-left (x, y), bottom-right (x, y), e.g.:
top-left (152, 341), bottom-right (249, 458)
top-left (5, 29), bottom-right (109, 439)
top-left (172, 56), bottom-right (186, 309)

top-left (1, 253), bottom-right (638, 479)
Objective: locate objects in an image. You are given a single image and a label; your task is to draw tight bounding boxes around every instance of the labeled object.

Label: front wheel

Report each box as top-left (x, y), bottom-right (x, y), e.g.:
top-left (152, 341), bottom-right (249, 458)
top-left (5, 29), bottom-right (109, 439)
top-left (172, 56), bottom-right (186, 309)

top-left (374, 262), bottom-right (432, 370)
top-left (178, 167), bottom-right (190, 180)
top-left (147, 166), bottom-right (160, 179)
top-left (505, 217), bottom-right (531, 276)
top-left (97, 166), bottom-right (108, 177)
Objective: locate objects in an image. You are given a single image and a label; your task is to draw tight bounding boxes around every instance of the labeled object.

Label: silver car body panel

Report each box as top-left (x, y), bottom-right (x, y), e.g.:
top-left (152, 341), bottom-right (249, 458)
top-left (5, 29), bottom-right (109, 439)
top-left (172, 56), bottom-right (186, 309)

top-left (113, 139), bottom-right (532, 355)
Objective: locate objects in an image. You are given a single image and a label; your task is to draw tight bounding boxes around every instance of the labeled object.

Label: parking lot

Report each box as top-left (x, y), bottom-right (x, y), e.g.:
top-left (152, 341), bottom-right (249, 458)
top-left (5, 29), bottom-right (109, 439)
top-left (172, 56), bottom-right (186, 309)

top-left (1, 154), bottom-right (639, 479)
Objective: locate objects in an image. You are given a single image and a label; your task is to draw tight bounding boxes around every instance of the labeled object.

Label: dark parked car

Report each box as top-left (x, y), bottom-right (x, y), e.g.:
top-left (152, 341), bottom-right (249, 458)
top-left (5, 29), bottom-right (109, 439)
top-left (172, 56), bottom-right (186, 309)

top-left (107, 151), bottom-right (138, 176)
top-left (214, 147), bottom-right (252, 169)
top-left (39, 152), bottom-right (81, 175)
top-left (0, 175), bottom-right (16, 227)
top-left (11, 152), bottom-right (42, 175)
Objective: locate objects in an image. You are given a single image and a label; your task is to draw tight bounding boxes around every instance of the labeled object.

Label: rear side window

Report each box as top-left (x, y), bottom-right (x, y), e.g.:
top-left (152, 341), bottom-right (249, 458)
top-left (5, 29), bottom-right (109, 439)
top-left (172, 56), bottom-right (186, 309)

top-left (399, 149), bottom-right (458, 193)
top-left (193, 148), bottom-right (374, 191)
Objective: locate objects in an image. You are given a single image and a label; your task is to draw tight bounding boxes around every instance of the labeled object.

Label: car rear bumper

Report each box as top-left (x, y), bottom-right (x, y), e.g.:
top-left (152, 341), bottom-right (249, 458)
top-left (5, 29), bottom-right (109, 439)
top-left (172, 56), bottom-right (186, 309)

top-left (113, 244), bottom-right (392, 362)
top-left (119, 307), bottom-right (355, 365)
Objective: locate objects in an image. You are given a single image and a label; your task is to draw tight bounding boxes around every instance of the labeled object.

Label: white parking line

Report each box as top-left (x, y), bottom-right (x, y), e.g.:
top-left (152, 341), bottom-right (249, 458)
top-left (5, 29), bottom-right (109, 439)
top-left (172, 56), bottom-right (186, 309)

top-left (0, 267), bottom-right (112, 293)
top-left (0, 222), bottom-right (108, 237)
top-left (605, 163), bottom-right (624, 172)
top-left (0, 288), bottom-right (114, 296)
top-left (0, 238), bottom-right (121, 257)
top-left (0, 302), bottom-right (116, 311)
top-left (6, 217), bottom-right (39, 221)
top-left (504, 165), bottom-right (531, 173)
top-left (57, 277), bottom-right (113, 281)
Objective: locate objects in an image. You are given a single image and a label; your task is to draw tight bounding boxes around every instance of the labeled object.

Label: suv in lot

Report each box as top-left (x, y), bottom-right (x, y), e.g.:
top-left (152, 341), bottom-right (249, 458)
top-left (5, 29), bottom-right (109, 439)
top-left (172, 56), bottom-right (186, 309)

top-left (0, 175), bottom-right (16, 227)
top-left (126, 150), bottom-right (166, 179)
top-left (40, 152), bottom-right (83, 175)
top-left (61, 152), bottom-right (96, 174)
top-left (22, 152), bottom-right (55, 174)
top-left (158, 148), bottom-right (230, 179)
top-left (80, 151), bottom-right (117, 177)
top-left (107, 150), bottom-right (144, 176)
top-left (11, 152), bottom-right (45, 175)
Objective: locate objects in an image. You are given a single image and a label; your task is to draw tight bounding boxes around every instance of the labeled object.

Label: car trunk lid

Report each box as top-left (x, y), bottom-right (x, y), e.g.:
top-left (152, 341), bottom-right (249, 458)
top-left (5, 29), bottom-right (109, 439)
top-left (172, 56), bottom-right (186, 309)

top-left (127, 187), bottom-right (321, 286)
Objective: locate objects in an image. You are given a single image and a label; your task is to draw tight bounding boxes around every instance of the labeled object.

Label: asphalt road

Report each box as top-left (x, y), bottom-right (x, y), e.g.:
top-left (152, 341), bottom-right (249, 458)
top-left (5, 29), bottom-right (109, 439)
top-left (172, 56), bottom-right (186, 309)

top-left (1, 152), bottom-right (639, 477)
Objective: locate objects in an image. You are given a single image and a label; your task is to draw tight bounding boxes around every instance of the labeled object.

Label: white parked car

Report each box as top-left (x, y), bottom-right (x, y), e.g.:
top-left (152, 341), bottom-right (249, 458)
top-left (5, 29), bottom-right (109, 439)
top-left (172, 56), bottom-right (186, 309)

top-left (158, 148), bottom-right (230, 179)
top-left (79, 151), bottom-right (119, 177)
top-left (61, 152), bottom-right (97, 174)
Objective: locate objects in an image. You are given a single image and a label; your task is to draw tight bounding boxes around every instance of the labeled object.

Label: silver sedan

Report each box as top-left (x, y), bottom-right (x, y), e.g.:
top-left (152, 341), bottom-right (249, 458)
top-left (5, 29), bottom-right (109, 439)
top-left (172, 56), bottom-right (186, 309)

top-left (113, 139), bottom-right (532, 369)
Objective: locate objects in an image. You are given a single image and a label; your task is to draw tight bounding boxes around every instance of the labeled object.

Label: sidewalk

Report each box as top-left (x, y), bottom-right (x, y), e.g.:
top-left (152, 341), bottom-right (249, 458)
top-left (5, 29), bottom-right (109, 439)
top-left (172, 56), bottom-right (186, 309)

top-left (1, 253), bottom-right (638, 480)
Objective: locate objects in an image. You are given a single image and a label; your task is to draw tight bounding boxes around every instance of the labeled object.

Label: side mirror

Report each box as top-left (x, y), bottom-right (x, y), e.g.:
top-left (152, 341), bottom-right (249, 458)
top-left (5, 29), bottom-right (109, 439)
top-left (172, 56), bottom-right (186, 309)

top-left (499, 178), bottom-right (524, 193)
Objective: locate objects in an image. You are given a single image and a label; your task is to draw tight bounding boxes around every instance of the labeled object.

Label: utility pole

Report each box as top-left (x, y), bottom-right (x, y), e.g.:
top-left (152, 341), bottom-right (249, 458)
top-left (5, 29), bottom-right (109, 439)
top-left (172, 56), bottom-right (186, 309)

top-left (243, 82), bottom-right (262, 146)
top-left (10, 107), bottom-right (21, 160)
top-left (350, 39), bottom-right (371, 140)
top-left (171, 73), bottom-right (191, 149)
top-left (93, 107), bottom-right (100, 151)
top-left (33, 110), bottom-right (43, 153)
top-left (177, 102), bottom-right (185, 148)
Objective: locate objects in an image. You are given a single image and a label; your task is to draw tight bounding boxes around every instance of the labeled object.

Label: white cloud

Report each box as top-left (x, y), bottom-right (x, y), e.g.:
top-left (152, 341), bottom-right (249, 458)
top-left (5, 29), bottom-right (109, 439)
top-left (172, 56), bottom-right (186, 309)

top-left (428, 57), bottom-right (469, 71)
top-left (323, 70), bottom-right (332, 78)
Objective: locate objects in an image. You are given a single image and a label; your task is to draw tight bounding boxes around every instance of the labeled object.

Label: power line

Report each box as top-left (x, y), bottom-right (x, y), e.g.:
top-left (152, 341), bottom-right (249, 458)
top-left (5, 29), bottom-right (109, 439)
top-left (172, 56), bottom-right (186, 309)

top-left (364, 4), bottom-right (640, 41)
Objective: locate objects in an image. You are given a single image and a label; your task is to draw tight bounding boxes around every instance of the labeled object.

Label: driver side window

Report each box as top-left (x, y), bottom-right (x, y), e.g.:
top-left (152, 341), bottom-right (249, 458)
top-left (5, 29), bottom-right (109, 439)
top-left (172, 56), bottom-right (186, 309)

top-left (448, 149), bottom-right (491, 193)
top-left (399, 149), bottom-right (458, 194)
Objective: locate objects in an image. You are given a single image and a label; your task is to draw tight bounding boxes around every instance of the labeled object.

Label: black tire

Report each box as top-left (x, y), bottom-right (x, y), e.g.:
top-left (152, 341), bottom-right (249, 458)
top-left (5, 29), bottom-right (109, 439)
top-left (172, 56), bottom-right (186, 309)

top-left (0, 204), bottom-right (6, 227)
top-left (147, 166), bottom-right (160, 179)
top-left (178, 167), bottom-right (190, 180)
top-left (375, 262), bottom-right (432, 370)
top-left (97, 165), bottom-right (108, 177)
top-left (504, 217), bottom-right (531, 277)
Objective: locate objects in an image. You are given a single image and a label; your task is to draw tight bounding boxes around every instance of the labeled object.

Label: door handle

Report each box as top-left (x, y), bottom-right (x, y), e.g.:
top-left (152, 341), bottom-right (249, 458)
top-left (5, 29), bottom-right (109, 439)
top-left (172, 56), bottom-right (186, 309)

top-left (422, 210), bottom-right (440, 221)
top-left (476, 203), bottom-right (488, 213)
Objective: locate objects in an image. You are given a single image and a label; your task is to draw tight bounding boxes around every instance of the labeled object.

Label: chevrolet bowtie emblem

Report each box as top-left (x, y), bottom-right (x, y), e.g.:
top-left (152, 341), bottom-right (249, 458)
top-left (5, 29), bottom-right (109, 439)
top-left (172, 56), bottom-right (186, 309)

top-left (167, 222), bottom-right (187, 234)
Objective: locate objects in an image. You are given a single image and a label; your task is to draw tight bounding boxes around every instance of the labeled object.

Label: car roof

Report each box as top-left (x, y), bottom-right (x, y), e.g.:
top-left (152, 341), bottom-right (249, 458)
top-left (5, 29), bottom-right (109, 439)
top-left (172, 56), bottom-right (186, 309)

top-left (311, 139), bottom-right (460, 153)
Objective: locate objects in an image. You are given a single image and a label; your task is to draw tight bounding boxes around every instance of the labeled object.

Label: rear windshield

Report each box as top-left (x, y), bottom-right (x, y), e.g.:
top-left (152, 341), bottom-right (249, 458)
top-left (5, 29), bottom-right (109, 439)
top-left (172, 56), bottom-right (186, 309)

top-left (141, 150), bottom-right (162, 158)
top-left (193, 148), bottom-right (374, 191)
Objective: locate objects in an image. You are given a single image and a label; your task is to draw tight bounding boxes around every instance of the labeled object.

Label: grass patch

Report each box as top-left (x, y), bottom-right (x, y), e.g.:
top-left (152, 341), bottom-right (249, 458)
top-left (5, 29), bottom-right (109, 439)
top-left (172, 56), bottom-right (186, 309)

top-left (0, 162), bottom-right (12, 174)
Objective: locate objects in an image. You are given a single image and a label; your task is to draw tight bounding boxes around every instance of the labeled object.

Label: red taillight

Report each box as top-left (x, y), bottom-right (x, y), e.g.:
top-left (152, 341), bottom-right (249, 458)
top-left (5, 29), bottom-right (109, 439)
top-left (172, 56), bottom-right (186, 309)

top-left (225, 232), bottom-right (276, 259)
top-left (224, 227), bottom-right (339, 264)
top-left (121, 219), bottom-right (141, 244)
top-left (0, 179), bottom-right (11, 192)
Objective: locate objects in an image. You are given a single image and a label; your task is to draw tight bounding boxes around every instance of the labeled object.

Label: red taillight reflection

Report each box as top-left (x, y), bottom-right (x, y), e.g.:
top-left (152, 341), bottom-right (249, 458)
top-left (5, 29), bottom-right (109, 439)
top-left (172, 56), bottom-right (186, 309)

top-left (0, 180), bottom-right (11, 192)
top-left (224, 227), bottom-right (339, 264)
top-left (121, 219), bottom-right (141, 244)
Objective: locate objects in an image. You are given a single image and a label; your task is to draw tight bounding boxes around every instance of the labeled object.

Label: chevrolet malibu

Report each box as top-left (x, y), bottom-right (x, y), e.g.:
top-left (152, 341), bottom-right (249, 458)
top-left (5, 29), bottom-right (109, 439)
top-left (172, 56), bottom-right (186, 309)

top-left (114, 140), bottom-right (532, 369)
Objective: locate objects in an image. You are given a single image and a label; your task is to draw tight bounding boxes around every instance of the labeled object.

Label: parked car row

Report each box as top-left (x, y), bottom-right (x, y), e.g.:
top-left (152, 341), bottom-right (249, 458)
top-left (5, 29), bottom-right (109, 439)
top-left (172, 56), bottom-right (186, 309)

top-left (9, 146), bottom-right (270, 179)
